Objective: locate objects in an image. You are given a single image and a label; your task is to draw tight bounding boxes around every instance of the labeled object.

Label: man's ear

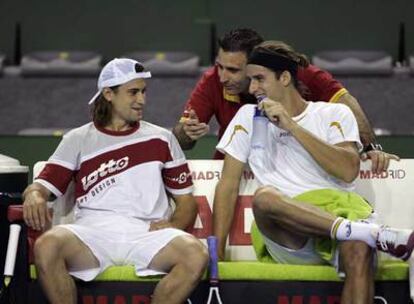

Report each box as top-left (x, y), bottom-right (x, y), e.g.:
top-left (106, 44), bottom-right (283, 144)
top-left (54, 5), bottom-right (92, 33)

top-left (281, 71), bottom-right (292, 87)
top-left (102, 88), bottom-right (113, 102)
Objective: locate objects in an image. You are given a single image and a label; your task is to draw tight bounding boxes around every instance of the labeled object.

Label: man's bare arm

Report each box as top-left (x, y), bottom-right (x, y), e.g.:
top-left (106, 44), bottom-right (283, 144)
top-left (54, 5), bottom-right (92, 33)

top-left (262, 99), bottom-right (360, 182)
top-left (150, 193), bottom-right (198, 231)
top-left (291, 125), bottom-right (361, 182)
top-left (170, 193), bottom-right (198, 230)
top-left (213, 154), bottom-right (245, 260)
top-left (336, 93), bottom-right (400, 172)
top-left (336, 93), bottom-right (375, 146)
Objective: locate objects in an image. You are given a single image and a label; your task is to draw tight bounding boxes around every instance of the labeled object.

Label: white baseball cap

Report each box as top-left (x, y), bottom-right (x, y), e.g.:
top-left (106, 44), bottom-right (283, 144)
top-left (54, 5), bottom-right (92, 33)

top-left (88, 58), bottom-right (152, 104)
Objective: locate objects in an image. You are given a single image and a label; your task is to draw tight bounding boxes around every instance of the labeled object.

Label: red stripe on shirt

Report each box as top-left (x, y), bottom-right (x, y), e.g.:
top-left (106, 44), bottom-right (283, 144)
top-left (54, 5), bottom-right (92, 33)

top-left (162, 163), bottom-right (193, 190)
top-left (36, 163), bottom-right (74, 195)
top-left (75, 138), bottom-right (177, 196)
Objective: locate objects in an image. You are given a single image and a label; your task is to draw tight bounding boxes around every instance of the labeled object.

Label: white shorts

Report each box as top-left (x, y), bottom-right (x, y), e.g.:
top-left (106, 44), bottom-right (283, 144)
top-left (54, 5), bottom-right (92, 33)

top-left (261, 233), bottom-right (329, 266)
top-left (59, 213), bottom-right (190, 281)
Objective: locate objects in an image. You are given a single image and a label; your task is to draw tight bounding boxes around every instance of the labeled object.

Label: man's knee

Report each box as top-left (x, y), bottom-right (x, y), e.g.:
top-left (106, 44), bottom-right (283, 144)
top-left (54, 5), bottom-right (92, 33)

top-left (341, 241), bottom-right (373, 273)
top-left (179, 237), bottom-right (209, 279)
top-left (34, 230), bottom-right (64, 272)
top-left (252, 186), bottom-right (284, 216)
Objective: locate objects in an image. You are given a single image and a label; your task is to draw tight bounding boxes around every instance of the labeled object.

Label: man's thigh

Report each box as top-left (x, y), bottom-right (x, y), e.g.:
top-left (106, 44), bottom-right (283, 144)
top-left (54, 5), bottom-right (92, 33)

top-left (254, 186), bottom-right (337, 250)
top-left (43, 226), bottom-right (100, 271)
top-left (253, 199), bottom-right (329, 250)
top-left (148, 234), bottom-right (204, 272)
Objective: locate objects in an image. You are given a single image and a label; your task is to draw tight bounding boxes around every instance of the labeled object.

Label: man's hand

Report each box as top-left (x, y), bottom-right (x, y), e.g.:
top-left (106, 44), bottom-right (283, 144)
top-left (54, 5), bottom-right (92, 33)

top-left (182, 109), bottom-right (210, 141)
top-left (23, 189), bottom-right (51, 231)
top-left (259, 98), bottom-right (297, 131)
top-left (361, 150), bottom-right (400, 173)
top-left (149, 220), bottom-right (174, 231)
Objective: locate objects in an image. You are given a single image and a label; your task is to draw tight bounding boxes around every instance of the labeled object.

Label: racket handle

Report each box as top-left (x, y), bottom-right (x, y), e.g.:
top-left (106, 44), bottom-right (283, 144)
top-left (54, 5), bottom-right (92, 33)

top-left (207, 236), bottom-right (219, 282)
top-left (4, 224), bottom-right (21, 277)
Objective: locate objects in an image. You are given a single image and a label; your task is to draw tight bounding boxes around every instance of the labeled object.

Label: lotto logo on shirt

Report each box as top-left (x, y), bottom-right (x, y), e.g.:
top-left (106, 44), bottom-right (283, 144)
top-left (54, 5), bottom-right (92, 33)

top-left (168, 172), bottom-right (189, 184)
top-left (81, 156), bottom-right (129, 191)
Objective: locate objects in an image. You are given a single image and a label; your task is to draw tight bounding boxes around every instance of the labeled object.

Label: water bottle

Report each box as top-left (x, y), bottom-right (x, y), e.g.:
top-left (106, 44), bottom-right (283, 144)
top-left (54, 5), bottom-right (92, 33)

top-left (251, 96), bottom-right (268, 150)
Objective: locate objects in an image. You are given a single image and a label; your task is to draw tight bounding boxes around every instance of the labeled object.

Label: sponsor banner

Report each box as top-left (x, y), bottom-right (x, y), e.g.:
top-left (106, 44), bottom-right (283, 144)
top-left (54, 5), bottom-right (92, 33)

top-left (356, 160), bottom-right (414, 230)
top-left (188, 160), bottom-right (258, 260)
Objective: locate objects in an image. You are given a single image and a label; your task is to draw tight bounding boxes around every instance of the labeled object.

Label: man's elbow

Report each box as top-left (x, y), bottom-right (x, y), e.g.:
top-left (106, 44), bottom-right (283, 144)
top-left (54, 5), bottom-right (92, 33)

top-left (342, 156), bottom-right (360, 183)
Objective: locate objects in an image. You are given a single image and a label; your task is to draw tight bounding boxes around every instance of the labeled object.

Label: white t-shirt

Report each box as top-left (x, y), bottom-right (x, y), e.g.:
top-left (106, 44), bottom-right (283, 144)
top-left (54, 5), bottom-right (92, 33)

top-left (36, 121), bottom-right (193, 221)
top-left (217, 102), bottom-right (362, 197)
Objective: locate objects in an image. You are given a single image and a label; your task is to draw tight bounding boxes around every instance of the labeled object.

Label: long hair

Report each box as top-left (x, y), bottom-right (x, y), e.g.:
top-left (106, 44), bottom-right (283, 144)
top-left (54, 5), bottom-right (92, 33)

top-left (91, 86), bottom-right (119, 127)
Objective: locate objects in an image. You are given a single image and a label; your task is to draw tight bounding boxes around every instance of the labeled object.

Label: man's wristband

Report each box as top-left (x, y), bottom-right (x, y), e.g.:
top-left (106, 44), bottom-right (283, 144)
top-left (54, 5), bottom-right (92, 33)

top-left (362, 143), bottom-right (383, 153)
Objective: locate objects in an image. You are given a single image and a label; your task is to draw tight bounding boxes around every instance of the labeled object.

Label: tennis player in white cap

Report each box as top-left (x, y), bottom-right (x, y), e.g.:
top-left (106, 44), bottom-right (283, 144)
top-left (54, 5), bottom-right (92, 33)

top-left (22, 58), bottom-right (208, 304)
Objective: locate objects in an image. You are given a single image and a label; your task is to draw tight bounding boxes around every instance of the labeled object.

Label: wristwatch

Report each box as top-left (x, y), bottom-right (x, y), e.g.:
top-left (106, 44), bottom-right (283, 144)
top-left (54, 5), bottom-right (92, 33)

top-left (363, 143), bottom-right (383, 153)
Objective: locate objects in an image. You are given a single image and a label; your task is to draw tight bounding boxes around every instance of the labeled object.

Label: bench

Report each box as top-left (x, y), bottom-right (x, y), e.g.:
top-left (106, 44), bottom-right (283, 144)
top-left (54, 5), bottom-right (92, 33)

top-left (7, 160), bottom-right (414, 303)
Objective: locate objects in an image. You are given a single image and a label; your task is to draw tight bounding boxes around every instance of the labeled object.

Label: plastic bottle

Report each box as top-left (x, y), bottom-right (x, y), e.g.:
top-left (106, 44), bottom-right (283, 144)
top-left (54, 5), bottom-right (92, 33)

top-left (251, 96), bottom-right (268, 150)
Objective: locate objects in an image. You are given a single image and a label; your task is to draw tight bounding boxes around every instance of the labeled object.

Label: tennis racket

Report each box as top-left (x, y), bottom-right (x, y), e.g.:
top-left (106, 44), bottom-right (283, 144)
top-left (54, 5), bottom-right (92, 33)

top-left (206, 236), bottom-right (223, 304)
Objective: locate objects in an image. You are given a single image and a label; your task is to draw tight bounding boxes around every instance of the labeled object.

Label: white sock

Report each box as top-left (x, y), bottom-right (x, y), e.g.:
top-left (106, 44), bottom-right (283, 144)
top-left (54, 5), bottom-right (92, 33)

top-left (331, 218), bottom-right (379, 248)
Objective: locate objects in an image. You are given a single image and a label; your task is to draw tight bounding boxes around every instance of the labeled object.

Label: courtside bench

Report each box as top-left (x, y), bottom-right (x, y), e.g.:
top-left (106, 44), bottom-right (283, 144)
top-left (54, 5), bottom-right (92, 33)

top-left (6, 160), bottom-right (414, 303)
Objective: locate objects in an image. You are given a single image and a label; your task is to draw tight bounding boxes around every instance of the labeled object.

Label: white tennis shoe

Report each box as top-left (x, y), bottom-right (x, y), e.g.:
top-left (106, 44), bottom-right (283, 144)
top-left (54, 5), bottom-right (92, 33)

top-left (376, 226), bottom-right (414, 261)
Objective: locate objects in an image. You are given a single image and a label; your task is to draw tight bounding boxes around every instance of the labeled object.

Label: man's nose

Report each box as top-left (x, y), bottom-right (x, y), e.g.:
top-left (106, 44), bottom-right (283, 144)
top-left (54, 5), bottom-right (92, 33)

top-left (137, 92), bottom-right (146, 104)
top-left (219, 69), bottom-right (229, 83)
top-left (249, 79), bottom-right (258, 95)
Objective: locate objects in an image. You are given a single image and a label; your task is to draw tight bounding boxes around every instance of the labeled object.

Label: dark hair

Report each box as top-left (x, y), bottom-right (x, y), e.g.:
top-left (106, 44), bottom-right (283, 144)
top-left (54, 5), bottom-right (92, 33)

top-left (92, 85), bottom-right (119, 127)
top-left (218, 28), bottom-right (264, 56)
top-left (252, 40), bottom-right (309, 89)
